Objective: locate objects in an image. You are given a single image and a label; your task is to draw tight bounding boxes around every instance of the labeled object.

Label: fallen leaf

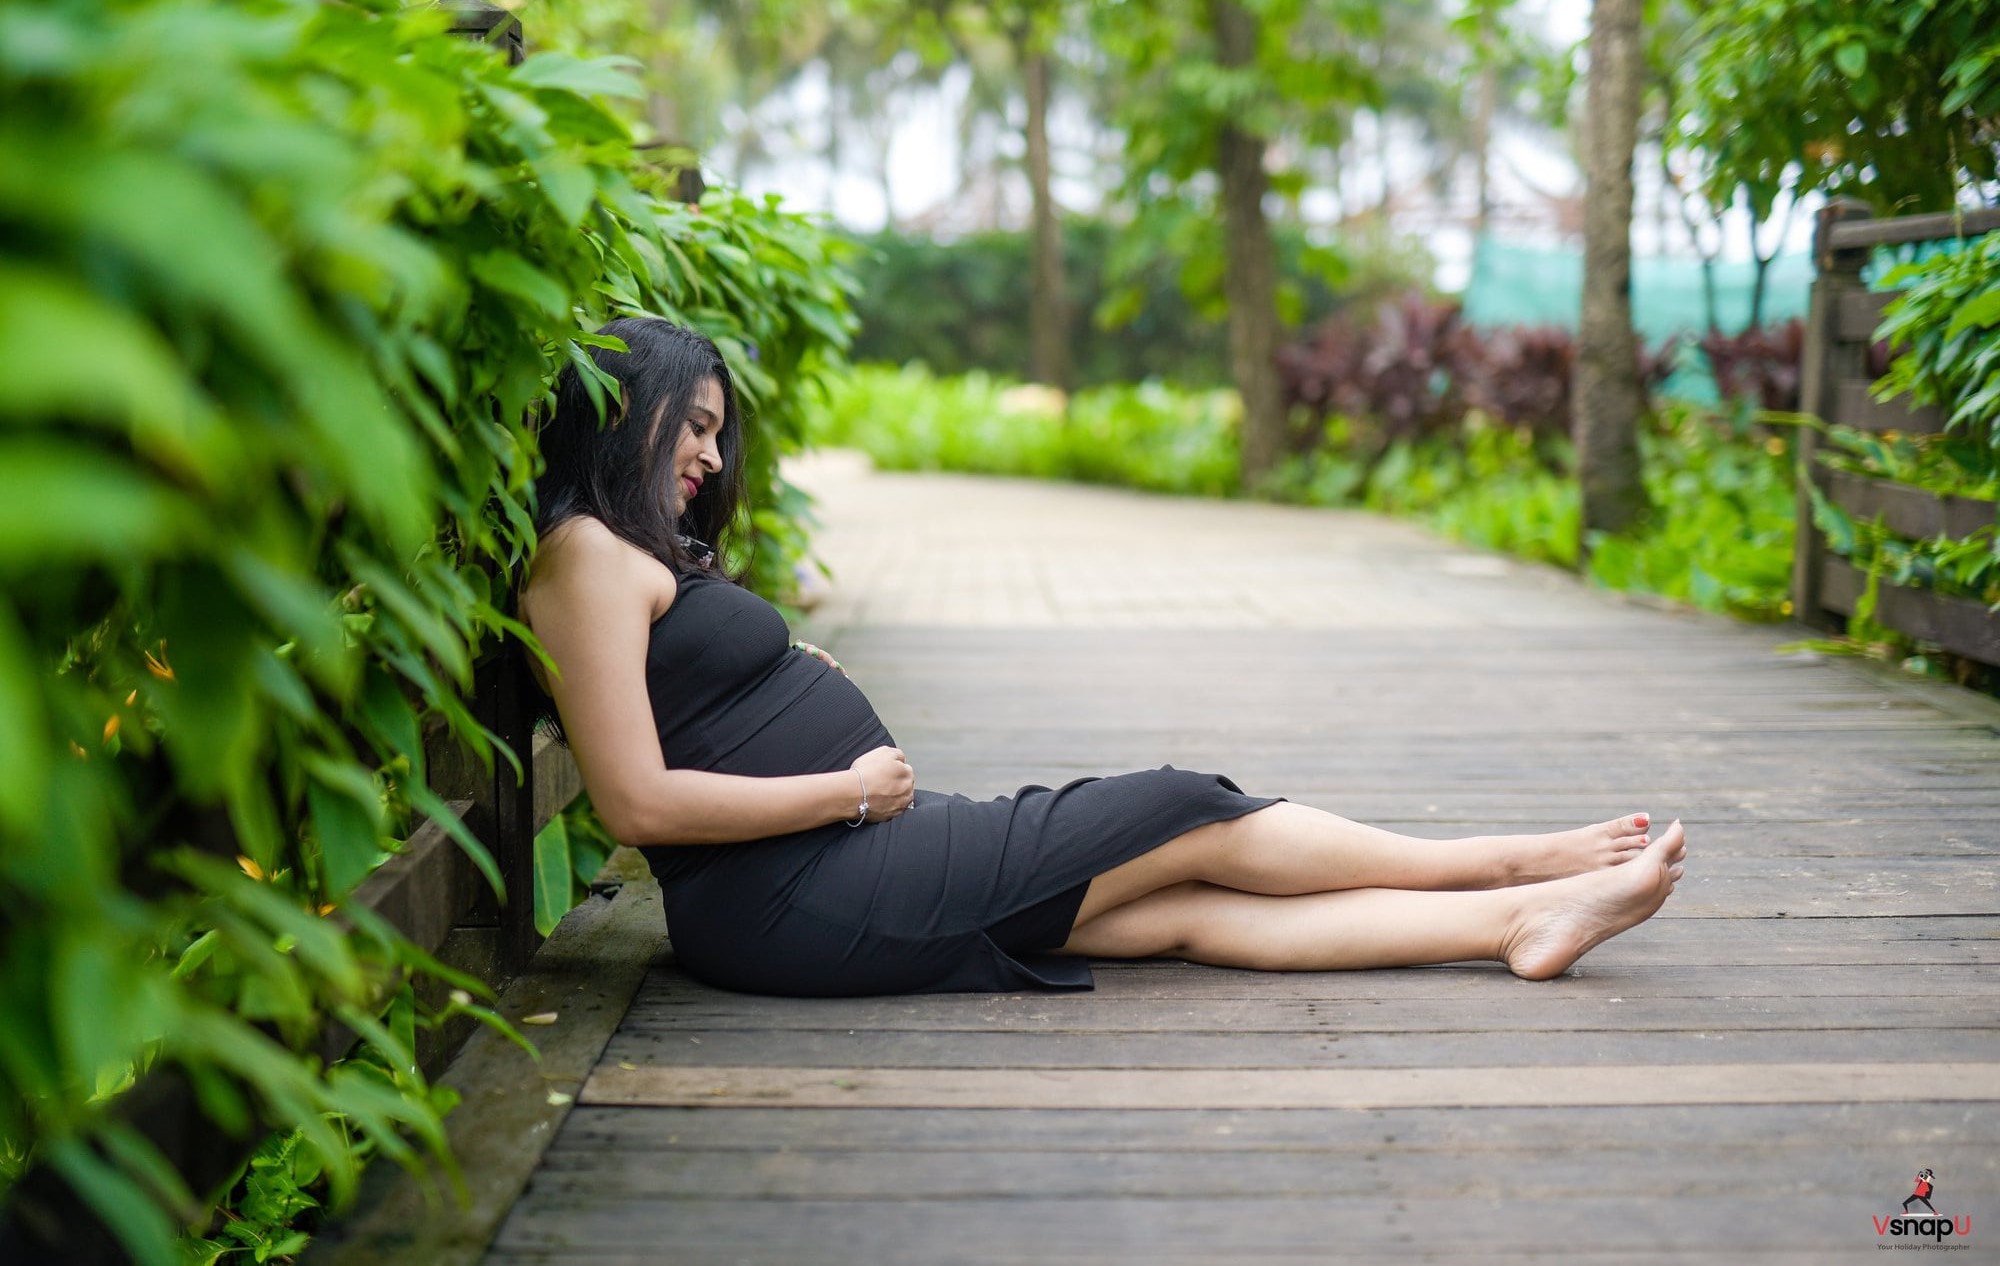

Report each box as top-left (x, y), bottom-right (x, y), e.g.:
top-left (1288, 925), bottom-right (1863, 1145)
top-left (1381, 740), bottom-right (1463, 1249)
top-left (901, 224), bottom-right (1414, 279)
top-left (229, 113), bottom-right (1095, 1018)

top-left (546, 1091), bottom-right (574, 1106)
top-left (522, 1011), bottom-right (558, 1025)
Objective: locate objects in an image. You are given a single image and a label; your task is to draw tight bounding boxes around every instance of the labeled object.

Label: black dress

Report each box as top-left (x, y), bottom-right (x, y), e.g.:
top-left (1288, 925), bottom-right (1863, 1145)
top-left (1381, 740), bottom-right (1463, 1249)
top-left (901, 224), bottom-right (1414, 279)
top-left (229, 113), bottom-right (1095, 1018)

top-left (643, 564), bottom-right (1285, 997)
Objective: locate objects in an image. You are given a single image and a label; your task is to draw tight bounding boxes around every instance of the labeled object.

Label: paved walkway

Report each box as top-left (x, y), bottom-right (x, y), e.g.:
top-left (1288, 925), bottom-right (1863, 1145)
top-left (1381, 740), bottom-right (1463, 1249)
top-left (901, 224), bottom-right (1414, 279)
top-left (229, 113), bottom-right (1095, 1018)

top-left (487, 454), bottom-right (2000, 1262)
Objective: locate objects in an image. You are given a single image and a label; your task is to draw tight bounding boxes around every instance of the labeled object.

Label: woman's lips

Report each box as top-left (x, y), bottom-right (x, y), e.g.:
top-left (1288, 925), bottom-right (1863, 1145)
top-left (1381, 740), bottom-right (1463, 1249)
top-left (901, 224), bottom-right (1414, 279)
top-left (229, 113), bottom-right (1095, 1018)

top-left (681, 476), bottom-right (699, 499)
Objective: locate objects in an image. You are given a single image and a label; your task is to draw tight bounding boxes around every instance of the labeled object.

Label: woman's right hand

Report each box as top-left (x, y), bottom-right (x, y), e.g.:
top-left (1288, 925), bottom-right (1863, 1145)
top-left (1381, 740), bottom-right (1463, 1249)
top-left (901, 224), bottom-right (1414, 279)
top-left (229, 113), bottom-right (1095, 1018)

top-left (850, 746), bottom-right (917, 822)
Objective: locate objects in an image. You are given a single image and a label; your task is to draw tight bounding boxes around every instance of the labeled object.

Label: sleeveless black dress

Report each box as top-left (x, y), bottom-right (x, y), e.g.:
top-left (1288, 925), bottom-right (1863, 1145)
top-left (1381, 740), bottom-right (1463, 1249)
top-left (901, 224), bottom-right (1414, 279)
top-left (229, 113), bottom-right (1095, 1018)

top-left (642, 564), bottom-right (1285, 997)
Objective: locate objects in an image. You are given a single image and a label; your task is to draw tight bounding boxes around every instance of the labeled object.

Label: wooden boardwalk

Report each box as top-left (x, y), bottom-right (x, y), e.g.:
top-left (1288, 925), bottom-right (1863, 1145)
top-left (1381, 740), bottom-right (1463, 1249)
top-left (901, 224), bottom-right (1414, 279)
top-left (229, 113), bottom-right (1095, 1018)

top-left (485, 455), bottom-right (2000, 1263)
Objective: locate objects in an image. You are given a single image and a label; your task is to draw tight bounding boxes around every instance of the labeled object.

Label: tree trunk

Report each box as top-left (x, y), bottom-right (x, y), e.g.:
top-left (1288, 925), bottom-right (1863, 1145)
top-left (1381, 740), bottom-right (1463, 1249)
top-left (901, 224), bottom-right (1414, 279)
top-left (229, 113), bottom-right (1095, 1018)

top-left (1022, 45), bottom-right (1072, 389)
top-left (1210, 0), bottom-right (1285, 489)
top-left (1573, 0), bottom-right (1647, 544)
top-left (1471, 11), bottom-right (1496, 241)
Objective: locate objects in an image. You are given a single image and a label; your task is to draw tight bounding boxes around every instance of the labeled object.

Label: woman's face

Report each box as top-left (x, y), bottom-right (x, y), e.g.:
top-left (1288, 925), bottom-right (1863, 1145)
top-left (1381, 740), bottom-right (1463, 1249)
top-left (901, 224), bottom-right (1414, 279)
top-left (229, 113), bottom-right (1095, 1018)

top-left (664, 375), bottom-right (726, 518)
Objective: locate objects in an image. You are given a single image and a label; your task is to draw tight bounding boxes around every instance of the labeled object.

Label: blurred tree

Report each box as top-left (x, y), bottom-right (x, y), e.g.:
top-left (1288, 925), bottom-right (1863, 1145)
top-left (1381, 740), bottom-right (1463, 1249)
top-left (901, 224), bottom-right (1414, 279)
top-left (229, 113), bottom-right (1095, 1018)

top-left (1673, 0), bottom-right (2000, 224)
top-left (1574, 0), bottom-right (1649, 540)
top-left (913, 0), bottom-right (1077, 387)
top-left (1095, 0), bottom-right (1379, 488)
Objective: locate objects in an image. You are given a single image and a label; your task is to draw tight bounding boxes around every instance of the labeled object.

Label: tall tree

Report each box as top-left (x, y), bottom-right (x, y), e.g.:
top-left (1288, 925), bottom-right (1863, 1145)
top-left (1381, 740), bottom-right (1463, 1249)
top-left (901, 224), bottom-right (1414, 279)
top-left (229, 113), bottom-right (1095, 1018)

top-left (1573, 0), bottom-right (1648, 542)
top-left (1210, 0), bottom-right (1284, 479)
top-left (940, 0), bottom-right (1076, 387)
top-left (1096, 0), bottom-right (1377, 489)
top-left (1016, 18), bottom-right (1073, 388)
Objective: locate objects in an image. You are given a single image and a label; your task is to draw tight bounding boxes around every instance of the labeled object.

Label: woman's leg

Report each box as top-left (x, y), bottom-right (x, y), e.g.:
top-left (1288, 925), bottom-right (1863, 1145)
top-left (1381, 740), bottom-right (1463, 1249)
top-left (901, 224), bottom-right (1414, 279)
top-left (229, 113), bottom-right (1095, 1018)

top-left (1061, 822), bottom-right (1686, 980)
top-left (1070, 800), bottom-right (1654, 928)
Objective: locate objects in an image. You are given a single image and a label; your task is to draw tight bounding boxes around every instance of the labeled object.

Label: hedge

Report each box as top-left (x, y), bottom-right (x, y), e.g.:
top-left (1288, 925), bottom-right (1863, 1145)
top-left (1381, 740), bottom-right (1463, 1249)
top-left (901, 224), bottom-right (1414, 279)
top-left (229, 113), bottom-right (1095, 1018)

top-left (0, 0), bottom-right (853, 1259)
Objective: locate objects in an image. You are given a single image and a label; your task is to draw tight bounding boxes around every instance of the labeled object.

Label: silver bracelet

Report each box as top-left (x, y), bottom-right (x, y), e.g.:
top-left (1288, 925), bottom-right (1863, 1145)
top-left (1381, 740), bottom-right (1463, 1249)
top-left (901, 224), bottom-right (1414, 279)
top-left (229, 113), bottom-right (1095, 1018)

top-left (847, 770), bottom-right (868, 827)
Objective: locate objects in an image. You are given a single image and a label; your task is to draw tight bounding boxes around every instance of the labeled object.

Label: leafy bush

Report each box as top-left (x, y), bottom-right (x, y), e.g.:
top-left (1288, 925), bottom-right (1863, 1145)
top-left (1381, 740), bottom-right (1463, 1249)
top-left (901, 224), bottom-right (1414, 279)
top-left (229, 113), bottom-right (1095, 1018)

top-left (1588, 408), bottom-right (1799, 619)
top-left (0, 0), bottom-right (852, 1259)
top-left (843, 218), bottom-right (1428, 388)
top-left (1698, 318), bottom-right (1806, 414)
top-left (1876, 232), bottom-right (2000, 461)
top-left (805, 364), bottom-right (1241, 498)
top-left (1275, 295), bottom-right (1680, 457)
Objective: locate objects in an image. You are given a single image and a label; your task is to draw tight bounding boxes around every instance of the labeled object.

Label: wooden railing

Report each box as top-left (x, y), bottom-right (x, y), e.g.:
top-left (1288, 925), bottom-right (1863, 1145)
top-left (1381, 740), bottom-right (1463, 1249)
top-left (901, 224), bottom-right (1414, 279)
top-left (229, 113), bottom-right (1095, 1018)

top-left (1792, 200), bottom-right (2000, 666)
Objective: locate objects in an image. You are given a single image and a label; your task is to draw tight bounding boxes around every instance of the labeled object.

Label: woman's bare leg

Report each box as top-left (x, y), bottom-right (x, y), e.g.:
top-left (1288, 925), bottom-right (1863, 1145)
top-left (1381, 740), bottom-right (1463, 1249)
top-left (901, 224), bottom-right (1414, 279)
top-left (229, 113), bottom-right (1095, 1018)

top-left (1061, 822), bottom-right (1686, 980)
top-left (1070, 801), bottom-right (1652, 928)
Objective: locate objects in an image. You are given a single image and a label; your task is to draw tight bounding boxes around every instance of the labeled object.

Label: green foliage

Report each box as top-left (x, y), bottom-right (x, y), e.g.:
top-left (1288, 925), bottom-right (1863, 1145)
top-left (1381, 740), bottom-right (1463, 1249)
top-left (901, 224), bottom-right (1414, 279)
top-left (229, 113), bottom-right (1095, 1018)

top-left (1672, 0), bottom-right (2000, 216)
top-left (1807, 426), bottom-right (2000, 611)
top-left (530, 794), bottom-right (621, 939)
top-left (805, 363), bottom-right (1242, 496)
top-left (844, 219), bottom-right (1426, 387)
top-left (1586, 407), bottom-right (1799, 620)
top-left (813, 366), bottom-right (1798, 620)
top-left (1088, 0), bottom-right (1383, 337)
top-left (0, 0), bottom-right (852, 1260)
top-left (1875, 232), bottom-right (2000, 462)
top-left (1783, 229), bottom-right (2000, 671)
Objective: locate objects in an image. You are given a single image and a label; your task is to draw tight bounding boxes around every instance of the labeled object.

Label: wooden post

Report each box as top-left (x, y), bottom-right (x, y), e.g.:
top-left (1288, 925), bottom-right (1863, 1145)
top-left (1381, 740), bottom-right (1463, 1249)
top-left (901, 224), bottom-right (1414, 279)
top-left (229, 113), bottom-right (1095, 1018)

top-left (448, 3), bottom-right (524, 65)
top-left (1792, 199), bottom-right (1872, 632)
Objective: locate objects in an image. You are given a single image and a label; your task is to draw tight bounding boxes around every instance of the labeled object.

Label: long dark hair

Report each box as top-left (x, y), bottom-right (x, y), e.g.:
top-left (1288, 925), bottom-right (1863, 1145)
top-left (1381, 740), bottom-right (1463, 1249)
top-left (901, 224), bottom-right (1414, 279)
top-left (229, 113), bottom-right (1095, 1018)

top-left (523, 319), bottom-right (751, 736)
top-left (534, 317), bottom-right (749, 578)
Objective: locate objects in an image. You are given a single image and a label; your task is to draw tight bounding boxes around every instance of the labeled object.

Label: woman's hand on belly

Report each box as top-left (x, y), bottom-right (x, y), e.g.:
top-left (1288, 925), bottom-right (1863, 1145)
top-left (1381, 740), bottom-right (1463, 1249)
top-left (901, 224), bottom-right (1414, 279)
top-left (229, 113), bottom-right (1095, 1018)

top-left (851, 745), bottom-right (917, 822)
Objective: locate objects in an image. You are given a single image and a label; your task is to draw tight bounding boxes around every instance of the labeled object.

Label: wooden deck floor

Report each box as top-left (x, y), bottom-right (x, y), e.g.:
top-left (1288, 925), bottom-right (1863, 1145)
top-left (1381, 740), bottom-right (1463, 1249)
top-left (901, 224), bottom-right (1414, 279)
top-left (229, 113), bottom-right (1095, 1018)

top-left (485, 456), bottom-right (2000, 1263)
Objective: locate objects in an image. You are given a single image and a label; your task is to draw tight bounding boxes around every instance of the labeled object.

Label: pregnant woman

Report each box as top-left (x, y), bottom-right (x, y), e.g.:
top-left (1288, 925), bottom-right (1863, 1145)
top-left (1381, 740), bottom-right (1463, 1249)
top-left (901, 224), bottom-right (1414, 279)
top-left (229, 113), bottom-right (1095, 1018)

top-left (518, 318), bottom-right (1687, 998)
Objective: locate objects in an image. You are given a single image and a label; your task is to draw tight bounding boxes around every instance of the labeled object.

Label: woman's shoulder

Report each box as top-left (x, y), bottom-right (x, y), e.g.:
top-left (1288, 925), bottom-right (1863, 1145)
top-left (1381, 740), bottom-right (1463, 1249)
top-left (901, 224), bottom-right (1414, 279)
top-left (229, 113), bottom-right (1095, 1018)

top-left (525, 515), bottom-right (679, 627)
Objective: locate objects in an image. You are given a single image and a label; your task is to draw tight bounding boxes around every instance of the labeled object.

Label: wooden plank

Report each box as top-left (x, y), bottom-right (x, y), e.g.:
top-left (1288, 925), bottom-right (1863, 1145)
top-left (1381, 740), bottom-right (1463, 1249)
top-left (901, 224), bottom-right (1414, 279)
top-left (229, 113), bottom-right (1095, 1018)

top-left (616, 995), bottom-right (1998, 1036)
top-left (1825, 205), bottom-right (2000, 251)
top-left (622, 965), bottom-right (2000, 1017)
top-left (580, 1063), bottom-right (2000, 1110)
top-left (1820, 558), bottom-right (2000, 665)
top-left (1831, 378), bottom-right (1947, 434)
top-left (523, 1139), bottom-right (1999, 1200)
top-left (1833, 288), bottom-right (1896, 343)
top-left (487, 1252), bottom-right (1890, 1266)
top-left (530, 728), bottom-right (582, 836)
top-left (489, 1252), bottom-right (1878, 1266)
top-left (618, 993), bottom-right (1994, 1035)
top-left (1825, 469), bottom-right (1997, 542)
top-left (342, 799), bottom-right (477, 958)
top-left (599, 1026), bottom-right (2000, 1068)
top-left (487, 1194), bottom-right (1992, 1256)
top-left (547, 1099), bottom-right (2000, 1152)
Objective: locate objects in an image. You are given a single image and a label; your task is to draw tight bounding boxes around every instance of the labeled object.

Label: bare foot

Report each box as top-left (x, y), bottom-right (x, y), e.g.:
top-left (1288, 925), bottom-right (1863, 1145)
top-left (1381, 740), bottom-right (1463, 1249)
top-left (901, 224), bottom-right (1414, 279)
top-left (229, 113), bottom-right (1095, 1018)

top-left (1500, 820), bottom-right (1686, 980)
top-left (1473, 813), bottom-right (1653, 886)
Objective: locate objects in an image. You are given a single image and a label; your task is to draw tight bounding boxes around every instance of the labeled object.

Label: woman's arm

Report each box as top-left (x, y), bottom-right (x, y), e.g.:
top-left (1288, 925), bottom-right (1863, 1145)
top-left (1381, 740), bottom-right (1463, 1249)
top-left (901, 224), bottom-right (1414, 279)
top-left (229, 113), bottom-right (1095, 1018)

top-left (521, 517), bottom-right (880, 847)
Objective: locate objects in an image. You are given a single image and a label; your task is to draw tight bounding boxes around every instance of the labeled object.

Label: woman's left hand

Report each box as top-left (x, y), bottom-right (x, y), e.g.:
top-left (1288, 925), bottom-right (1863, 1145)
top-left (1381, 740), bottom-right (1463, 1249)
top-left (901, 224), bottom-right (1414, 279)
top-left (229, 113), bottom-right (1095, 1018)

top-left (791, 640), bottom-right (846, 676)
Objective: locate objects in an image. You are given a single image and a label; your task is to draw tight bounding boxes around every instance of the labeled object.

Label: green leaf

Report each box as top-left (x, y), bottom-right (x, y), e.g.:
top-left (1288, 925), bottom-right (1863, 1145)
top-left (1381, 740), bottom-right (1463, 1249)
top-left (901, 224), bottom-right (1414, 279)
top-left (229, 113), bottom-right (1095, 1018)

top-left (404, 780), bottom-right (504, 902)
top-left (512, 52), bottom-right (646, 101)
top-left (43, 1136), bottom-right (179, 1266)
top-left (0, 599), bottom-right (49, 834)
top-left (532, 811), bottom-right (573, 937)
top-left (0, 438), bottom-right (203, 572)
top-left (307, 764), bottom-right (387, 900)
top-left (530, 157), bottom-right (597, 228)
top-left (1832, 41), bottom-right (1867, 78)
top-left (469, 250), bottom-right (572, 320)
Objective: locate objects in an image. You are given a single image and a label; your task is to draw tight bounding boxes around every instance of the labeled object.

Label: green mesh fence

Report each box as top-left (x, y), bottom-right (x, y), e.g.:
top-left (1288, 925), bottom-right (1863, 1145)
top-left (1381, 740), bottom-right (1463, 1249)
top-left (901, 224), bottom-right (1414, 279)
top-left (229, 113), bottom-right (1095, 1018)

top-left (1460, 236), bottom-right (1814, 400)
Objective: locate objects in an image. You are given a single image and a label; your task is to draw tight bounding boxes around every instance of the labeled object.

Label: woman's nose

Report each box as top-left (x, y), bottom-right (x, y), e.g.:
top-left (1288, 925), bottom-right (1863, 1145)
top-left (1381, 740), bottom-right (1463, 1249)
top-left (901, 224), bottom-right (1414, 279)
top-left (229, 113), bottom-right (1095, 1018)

top-left (700, 437), bottom-right (722, 471)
